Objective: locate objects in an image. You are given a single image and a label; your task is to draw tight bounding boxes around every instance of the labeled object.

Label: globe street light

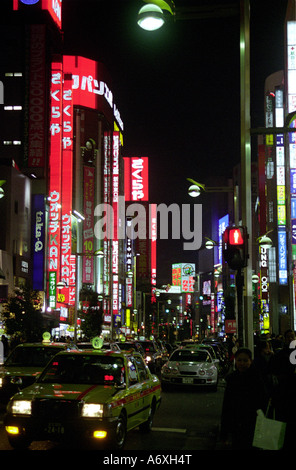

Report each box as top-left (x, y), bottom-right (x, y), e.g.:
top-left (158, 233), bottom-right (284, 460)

top-left (137, 1), bottom-right (238, 31)
top-left (137, 4), bottom-right (167, 31)
top-left (187, 177), bottom-right (239, 226)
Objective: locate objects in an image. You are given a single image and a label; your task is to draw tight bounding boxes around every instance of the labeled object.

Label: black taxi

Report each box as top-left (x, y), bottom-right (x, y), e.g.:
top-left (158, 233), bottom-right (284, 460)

top-left (4, 348), bottom-right (161, 449)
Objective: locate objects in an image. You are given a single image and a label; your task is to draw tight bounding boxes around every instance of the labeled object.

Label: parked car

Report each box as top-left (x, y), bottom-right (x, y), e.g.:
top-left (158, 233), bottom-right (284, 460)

top-left (201, 339), bottom-right (230, 374)
top-left (4, 349), bottom-right (161, 450)
top-left (0, 342), bottom-right (74, 404)
top-left (161, 348), bottom-right (218, 391)
top-left (184, 342), bottom-right (218, 359)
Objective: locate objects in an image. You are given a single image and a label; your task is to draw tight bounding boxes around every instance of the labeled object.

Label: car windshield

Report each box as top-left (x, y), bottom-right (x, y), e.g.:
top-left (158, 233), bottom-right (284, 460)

top-left (38, 354), bottom-right (125, 385)
top-left (5, 347), bottom-right (64, 367)
top-left (170, 350), bottom-right (210, 363)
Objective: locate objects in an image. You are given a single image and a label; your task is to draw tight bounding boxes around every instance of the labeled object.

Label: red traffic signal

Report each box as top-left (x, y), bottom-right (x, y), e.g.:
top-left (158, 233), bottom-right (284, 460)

top-left (228, 227), bottom-right (244, 245)
top-left (222, 226), bottom-right (248, 270)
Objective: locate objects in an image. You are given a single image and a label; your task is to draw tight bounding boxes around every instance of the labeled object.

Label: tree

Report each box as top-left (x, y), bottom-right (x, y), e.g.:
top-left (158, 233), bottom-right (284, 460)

top-left (1, 286), bottom-right (44, 342)
top-left (79, 287), bottom-right (104, 339)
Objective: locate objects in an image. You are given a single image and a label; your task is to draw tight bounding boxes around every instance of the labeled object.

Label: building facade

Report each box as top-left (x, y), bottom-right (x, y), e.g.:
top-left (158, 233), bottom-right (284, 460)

top-left (0, 0), bottom-right (155, 340)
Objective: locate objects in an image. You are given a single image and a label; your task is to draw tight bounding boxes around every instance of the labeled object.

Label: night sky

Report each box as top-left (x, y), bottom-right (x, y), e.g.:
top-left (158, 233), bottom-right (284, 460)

top-left (62, 0), bottom-right (288, 283)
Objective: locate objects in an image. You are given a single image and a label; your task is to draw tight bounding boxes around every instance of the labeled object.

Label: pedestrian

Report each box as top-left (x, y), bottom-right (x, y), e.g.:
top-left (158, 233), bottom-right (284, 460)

top-left (220, 347), bottom-right (268, 450)
top-left (269, 329), bottom-right (296, 448)
top-left (270, 329), bottom-right (296, 383)
top-left (253, 340), bottom-right (274, 395)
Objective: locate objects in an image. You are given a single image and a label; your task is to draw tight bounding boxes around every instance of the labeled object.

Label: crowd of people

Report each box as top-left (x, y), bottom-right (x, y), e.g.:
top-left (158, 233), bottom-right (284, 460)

top-left (220, 330), bottom-right (296, 450)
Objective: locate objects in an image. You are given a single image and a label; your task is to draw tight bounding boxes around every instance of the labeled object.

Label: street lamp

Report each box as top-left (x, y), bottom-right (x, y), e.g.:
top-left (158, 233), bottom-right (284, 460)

top-left (137, 1), bottom-right (238, 31)
top-left (205, 237), bottom-right (218, 250)
top-left (0, 180), bottom-right (6, 199)
top-left (137, 1), bottom-right (253, 349)
top-left (187, 177), bottom-right (239, 227)
top-left (257, 233), bottom-right (273, 250)
top-left (187, 178), bottom-right (234, 197)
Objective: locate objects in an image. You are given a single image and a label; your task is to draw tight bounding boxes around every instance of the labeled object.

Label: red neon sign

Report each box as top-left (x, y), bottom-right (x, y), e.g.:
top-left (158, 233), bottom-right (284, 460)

top-left (124, 157), bottom-right (149, 201)
top-left (63, 56), bottom-right (113, 117)
top-left (59, 71), bottom-right (74, 304)
top-left (48, 60), bottom-right (63, 308)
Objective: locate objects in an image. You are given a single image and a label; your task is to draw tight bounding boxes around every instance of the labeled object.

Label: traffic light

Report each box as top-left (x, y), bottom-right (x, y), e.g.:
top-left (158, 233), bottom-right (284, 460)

top-left (222, 226), bottom-right (248, 270)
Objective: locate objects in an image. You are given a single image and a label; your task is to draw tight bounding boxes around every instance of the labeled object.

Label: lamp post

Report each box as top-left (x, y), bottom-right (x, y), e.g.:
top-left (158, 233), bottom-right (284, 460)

top-left (137, 1), bottom-right (239, 30)
top-left (187, 178), bottom-right (239, 226)
top-left (138, 0), bottom-right (253, 350)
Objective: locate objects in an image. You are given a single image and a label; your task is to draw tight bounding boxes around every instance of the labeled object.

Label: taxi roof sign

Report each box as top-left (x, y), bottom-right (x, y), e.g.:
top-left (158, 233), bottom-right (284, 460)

top-left (91, 337), bottom-right (104, 349)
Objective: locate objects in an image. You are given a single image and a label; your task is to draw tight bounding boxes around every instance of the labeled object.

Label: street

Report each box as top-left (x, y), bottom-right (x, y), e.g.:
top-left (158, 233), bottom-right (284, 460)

top-left (0, 380), bottom-right (225, 451)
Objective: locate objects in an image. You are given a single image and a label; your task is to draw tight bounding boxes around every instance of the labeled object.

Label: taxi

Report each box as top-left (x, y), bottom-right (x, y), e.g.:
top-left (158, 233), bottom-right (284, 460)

top-left (4, 347), bottom-right (161, 449)
top-left (0, 341), bottom-right (72, 404)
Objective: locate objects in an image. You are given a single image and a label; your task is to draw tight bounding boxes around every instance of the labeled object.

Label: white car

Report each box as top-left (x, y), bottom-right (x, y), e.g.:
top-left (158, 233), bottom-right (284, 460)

top-left (161, 348), bottom-right (218, 391)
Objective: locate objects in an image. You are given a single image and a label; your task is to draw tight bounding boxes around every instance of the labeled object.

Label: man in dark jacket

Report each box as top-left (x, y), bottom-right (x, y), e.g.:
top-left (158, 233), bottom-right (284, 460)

top-left (220, 348), bottom-right (268, 449)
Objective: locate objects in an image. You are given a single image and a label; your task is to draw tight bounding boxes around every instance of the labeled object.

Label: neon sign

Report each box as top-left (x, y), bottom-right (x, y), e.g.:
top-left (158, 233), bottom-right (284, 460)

top-left (124, 157), bottom-right (149, 201)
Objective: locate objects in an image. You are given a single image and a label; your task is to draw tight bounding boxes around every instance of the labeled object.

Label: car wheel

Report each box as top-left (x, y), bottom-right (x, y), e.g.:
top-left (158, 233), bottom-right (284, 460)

top-left (114, 414), bottom-right (127, 449)
top-left (7, 434), bottom-right (32, 450)
top-left (139, 402), bottom-right (155, 433)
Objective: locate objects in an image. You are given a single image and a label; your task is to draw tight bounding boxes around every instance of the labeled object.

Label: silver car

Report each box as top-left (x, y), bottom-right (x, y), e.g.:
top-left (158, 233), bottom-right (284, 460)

top-left (161, 348), bottom-right (218, 391)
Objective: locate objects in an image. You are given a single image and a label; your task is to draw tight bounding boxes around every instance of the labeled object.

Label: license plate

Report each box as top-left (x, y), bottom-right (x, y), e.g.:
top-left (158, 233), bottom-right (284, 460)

top-left (45, 423), bottom-right (65, 435)
top-left (182, 377), bottom-right (193, 384)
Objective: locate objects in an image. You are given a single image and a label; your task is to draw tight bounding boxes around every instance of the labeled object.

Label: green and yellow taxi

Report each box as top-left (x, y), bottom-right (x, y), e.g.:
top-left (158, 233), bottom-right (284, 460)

top-left (4, 347), bottom-right (161, 449)
top-left (0, 340), bottom-right (73, 404)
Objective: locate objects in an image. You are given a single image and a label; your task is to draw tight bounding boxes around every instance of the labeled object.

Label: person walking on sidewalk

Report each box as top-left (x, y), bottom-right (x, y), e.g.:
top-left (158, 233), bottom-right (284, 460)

top-left (220, 347), bottom-right (268, 450)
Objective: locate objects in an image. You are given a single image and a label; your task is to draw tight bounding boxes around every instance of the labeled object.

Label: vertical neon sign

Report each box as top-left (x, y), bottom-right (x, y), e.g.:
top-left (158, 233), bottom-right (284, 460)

top-left (82, 166), bottom-right (95, 284)
top-left (103, 132), bottom-right (111, 319)
top-left (288, 21), bottom-right (296, 317)
top-left (112, 132), bottom-right (120, 317)
top-left (59, 72), bottom-right (74, 304)
top-left (150, 204), bottom-right (157, 302)
top-left (48, 60), bottom-right (63, 308)
top-left (275, 88), bottom-right (287, 286)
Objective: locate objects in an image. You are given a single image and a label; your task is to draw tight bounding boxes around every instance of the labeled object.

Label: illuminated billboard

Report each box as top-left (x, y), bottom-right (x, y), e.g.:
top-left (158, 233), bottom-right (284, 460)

top-left (218, 215), bottom-right (229, 265)
top-left (32, 194), bottom-right (45, 291)
top-left (13, 0), bottom-right (62, 29)
top-left (112, 132), bottom-right (120, 316)
top-left (63, 56), bottom-right (115, 126)
top-left (28, 25), bottom-right (46, 168)
top-left (172, 263), bottom-right (195, 293)
top-left (48, 60), bottom-right (63, 309)
top-left (124, 157), bottom-right (149, 201)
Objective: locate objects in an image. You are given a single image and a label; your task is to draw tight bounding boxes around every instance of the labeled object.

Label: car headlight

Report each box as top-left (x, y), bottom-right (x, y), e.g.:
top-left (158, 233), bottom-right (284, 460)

top-left (10, 400), bottom-right (32, 415)
top-left (162, 365), bottom-right (178, 375)
top-left (0, 377), bottom-right (3, 388)
top-left (81, 403), bottom-right (104, 418)
top-left (146, 355), bottom-right (152, 362)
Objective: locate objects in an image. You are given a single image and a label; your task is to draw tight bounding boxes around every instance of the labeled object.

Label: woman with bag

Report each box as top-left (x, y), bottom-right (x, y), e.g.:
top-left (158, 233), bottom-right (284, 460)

top-left (220, 347), bottom-right (268, 449)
